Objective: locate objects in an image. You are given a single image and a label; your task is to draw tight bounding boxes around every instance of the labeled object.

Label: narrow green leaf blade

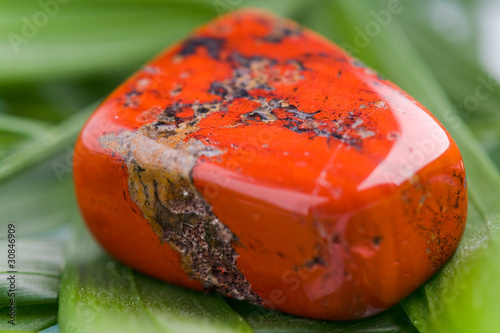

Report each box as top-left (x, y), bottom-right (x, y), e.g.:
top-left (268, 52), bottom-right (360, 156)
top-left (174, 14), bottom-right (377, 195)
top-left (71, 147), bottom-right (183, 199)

top-left (0, 239), bottom-right (65, 307)
top-left (0, 303), bottom-right (58, 332)
top-left (0, 151), bottom-right (79, 235)
top-left (468, 118), bottom-right (500, 168)
top-left (0, 1), bottom-right (215, 85)
top-left (227, 299), bottom-right (417, 333)
top-left (0, 114), bottom-right (52, 137)
top-left (0, 102), bottom-right (96, 184)
top-left (58, 223), bottom-right (253, 333)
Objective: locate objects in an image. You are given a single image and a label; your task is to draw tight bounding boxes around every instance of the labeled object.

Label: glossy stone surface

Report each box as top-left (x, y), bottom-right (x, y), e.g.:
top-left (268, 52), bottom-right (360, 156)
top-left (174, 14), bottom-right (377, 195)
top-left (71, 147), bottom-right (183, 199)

top-left (73, 9), bottom-right (467, 320)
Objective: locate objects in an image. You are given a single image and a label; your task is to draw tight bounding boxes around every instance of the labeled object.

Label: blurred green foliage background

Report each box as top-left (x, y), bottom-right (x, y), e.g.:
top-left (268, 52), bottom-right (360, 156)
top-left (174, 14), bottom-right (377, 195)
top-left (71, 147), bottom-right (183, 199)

top-left (1, 0), bottom-right (500, 332)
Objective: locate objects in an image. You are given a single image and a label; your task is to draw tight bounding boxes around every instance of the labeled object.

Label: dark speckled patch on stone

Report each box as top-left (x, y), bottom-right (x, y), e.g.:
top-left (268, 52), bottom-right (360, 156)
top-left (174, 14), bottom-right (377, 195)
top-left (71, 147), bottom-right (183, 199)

top-left (153, 49), bottom-right (380, 149)
top-left (96, 13), bottom-right (384, 307)
top-left (178, 37), bottom-right (225, 60)
top-left (98, 119), bottom-right (262, 305)
top-left (261, 19), bottom-right (302, 43)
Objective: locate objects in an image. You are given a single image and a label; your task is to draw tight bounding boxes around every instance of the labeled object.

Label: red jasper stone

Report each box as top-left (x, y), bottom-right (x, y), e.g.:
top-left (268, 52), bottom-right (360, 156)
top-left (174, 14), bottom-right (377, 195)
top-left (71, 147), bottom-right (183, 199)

top-left (73, 9), bottom-right (467, 320)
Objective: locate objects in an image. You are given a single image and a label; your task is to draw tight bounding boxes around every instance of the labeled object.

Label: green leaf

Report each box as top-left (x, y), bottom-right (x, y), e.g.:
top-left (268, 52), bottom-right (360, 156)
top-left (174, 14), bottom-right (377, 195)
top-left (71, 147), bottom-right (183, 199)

top-left (0, 80), bottom-right (106, 123)
top-left (468, 118), bottom-right (500, 168)
top-left (226, 299), bottom-right (417, 333)
top-left (401, 203), bottom-right (500, 333)
top-left (0, 102), bottom-right (96, 184)
top-left (0, 0), bottom-right (216, 85)
top-left (0, 303), bottom-right (58, 332)
top-left (0, 152), bottom-right (74, 330)
top-left (399, 12), bottom-right (498, 121)
top-left (0, 0), bottom-right (309, 85)
top-left (58, 222), bottom-right (254, 333)
top-left (0, 150), bottom-right (79, 235)
top-left (2, 1), bottom-right (500, 332)
top-left (0, 239), bottom-right (64, 306)
top-left (0, 114), bottom-right (52, 138)
top-left (395, 3), bottom-right (500, 169)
